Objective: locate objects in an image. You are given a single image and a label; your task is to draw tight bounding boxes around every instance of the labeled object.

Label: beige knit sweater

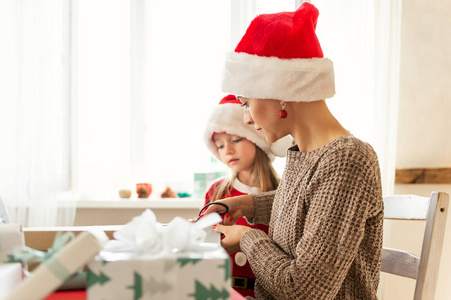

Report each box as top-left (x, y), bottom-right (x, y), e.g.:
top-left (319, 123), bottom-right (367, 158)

top-left (240, 135), bottom-right (383, 300)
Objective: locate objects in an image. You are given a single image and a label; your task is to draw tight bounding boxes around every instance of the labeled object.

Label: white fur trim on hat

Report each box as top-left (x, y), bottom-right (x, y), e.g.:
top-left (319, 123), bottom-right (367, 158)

top-left (204, 102), bottom-right (291, 162)
top-left (222, 52), bottom-right (335, 102)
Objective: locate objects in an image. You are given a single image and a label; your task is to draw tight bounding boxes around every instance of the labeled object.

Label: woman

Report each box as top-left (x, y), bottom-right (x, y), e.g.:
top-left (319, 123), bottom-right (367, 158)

top-left (204, 3), bottom-right (383, 300)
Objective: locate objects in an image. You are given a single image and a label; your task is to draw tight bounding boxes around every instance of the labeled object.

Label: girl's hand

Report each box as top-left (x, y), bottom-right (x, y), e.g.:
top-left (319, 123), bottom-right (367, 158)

top-left (212, 224), bottom-right (252, 254)
top-left (201, 195), bottom-right (254, 225)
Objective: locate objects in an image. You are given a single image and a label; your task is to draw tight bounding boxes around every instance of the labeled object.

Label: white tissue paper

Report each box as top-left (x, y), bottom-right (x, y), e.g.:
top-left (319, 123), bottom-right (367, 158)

top-left (102, 209), bottom-right (222, 258)
top-left (87, 209), bottom-right (231, 300)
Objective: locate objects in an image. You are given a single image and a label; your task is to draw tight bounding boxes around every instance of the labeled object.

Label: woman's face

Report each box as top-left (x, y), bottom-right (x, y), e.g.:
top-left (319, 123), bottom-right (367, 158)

top-left (240, 97), bottom-right (285, 144)
top-left (213, 133), bottom-right (256, 173)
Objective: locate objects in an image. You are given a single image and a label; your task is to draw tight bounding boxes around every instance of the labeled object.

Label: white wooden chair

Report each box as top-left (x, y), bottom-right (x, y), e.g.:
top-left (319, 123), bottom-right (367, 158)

top-left (381, 191), bottom-right (449, 299)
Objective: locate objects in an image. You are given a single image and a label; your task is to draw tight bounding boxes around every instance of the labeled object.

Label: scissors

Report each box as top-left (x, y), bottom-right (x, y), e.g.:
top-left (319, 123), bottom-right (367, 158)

top-left (198, 202), bottom-right (229, 218)
top-left (197, 202), bottom-right (229, 239)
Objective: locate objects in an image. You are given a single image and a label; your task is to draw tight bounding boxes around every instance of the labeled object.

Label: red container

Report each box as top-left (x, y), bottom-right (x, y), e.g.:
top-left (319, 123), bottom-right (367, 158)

top-left (136, 183), bottom-right (152, 198)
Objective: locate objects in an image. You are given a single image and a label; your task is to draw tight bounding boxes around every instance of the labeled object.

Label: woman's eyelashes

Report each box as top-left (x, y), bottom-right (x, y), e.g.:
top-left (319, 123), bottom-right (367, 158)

top-left (233, 138), bottom-right (243, 143)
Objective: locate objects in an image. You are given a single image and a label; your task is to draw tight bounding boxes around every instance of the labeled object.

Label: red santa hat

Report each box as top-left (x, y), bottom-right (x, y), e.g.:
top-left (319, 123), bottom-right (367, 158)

top-left (204, 95), bottom-right (292, 162)
top-left (222, 2), bottom-right (334, 102)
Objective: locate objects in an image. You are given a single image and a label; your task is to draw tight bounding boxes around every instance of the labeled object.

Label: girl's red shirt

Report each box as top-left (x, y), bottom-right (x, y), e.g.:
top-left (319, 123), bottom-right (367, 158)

top-left (204, 178), bottom-right (269, 299)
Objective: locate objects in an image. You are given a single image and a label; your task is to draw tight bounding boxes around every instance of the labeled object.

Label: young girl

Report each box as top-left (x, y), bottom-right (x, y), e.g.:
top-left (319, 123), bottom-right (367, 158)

top-left (203, 94), bottom-right (291, 298)
top-left (204, 3), bottom-right (384, 300)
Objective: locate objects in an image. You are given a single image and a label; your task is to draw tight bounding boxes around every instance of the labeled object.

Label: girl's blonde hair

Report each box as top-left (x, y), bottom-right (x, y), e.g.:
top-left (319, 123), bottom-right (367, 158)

top-left (210, 145), bottom-right (280, 202)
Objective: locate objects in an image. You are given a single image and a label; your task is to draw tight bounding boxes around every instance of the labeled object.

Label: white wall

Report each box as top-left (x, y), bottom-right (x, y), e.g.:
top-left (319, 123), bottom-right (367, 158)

top-left (395, 0), bottom-right (451, 170)
top-left (382, 0), bottom-right (451, 299)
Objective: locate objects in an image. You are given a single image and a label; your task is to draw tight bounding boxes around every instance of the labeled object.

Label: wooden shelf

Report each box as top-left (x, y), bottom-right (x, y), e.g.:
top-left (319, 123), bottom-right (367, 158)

top-left (395, 168), bottom-right (451, 184)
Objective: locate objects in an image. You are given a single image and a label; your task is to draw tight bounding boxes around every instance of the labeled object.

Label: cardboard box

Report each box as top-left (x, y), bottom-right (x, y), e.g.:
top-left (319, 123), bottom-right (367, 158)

top-left (87, 247), bottom-right (231, 300)
top-left (22, 226), bottom-right (121, 274)
top-left (23, 226), bottom-right (122, 251)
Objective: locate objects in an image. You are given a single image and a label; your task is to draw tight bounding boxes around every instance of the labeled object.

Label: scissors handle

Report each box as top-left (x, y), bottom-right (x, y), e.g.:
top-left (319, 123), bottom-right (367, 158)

top-left (198, 202), bottom-right (229, 217)
top-left (198, 202), bottom-right (229, 240)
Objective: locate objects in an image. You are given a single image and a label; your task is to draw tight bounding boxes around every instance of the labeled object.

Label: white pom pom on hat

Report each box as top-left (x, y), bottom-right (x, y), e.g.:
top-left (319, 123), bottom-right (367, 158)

top-left (222, 2), bottom-right (335, 102)
top-left (204, 95), bottom-right (292, 163)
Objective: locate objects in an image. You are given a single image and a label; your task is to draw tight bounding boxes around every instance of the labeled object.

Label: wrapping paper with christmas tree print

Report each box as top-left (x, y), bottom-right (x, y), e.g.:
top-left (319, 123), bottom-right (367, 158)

top-left (87, 247), bottom-right (231, 300)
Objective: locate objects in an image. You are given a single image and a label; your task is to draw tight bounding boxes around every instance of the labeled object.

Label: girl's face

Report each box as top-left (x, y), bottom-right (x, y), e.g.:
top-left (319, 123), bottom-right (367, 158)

top-left (240, 97), bottom-right (285, 144)
top-left (213, 133), bottom-right (256, 173)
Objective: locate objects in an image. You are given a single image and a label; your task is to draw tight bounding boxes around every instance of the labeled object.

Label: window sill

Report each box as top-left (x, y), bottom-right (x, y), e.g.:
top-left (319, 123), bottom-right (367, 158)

top-left (74, 198), bottom-right (203, 226)
top-left (76, 198), bottom-right (202, 209)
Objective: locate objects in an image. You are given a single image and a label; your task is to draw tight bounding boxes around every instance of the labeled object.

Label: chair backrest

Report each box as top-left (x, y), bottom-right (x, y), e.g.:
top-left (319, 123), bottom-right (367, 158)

top-left (381, 191), bottom-right (449, 300)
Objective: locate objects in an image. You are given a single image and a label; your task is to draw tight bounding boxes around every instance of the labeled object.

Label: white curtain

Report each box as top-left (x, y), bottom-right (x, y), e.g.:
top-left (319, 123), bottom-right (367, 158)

top-left (311, 0), bottom-right (401, 196)
top-left (0, 0), bottom-right (76, 227)
top-left (372, 0), bottom-right (402, 197)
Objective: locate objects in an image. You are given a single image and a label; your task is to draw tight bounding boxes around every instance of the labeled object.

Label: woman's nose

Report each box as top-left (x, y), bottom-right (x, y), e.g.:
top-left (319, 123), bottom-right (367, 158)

top-left (244, 109), bottom-right (254, 125)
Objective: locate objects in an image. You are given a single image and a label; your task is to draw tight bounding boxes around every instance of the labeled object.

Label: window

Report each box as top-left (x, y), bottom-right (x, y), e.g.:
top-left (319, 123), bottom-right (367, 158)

top-left (1, 0), bottom-right (399, 218)
top-left (75, 0), bottom-right (296, 199)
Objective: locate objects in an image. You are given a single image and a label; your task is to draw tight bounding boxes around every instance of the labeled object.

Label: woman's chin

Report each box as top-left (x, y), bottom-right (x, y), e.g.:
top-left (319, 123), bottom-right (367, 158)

top-left (260, 131), bottom-right (272, 143)
top-left (263, 133), bottom-right (278, 144)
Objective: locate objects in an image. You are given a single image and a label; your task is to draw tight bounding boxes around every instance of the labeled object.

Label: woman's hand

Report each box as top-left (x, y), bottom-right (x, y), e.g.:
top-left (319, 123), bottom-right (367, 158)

top-left (200, 195), bottom-right (255, 225)
top-left (213, 224), bottom-right (252, 254)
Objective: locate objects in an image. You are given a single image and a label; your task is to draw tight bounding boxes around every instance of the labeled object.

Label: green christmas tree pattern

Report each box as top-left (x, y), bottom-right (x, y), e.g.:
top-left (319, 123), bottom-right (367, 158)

top-left (177, 257), bottom-right (202, 268)
top-left (188, 280), bottom-right (229, 300)
top-left (218, 259), bottom-right (231, 281)
top-left (127, 272), bottom-right (172, 300)
top-left (86, 268), bottom-right (111, 288)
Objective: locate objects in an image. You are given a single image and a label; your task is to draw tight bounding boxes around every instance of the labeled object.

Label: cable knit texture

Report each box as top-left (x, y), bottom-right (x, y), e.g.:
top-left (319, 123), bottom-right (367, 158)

top-left (241, 135), bottom-right (383, 300)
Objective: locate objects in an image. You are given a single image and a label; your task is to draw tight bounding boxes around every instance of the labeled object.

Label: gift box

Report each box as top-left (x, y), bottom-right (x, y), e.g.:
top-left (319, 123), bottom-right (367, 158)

top-left (0, 263), bottom-right (22, 299)
top-left (86, 209), bottom-right (230, 300)
top-left (87, 247), bottom-right (231, 300)
top-left (5, 231), bottom-right (108, 300)
top-left (0, 223), bottom-right (24, 264)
